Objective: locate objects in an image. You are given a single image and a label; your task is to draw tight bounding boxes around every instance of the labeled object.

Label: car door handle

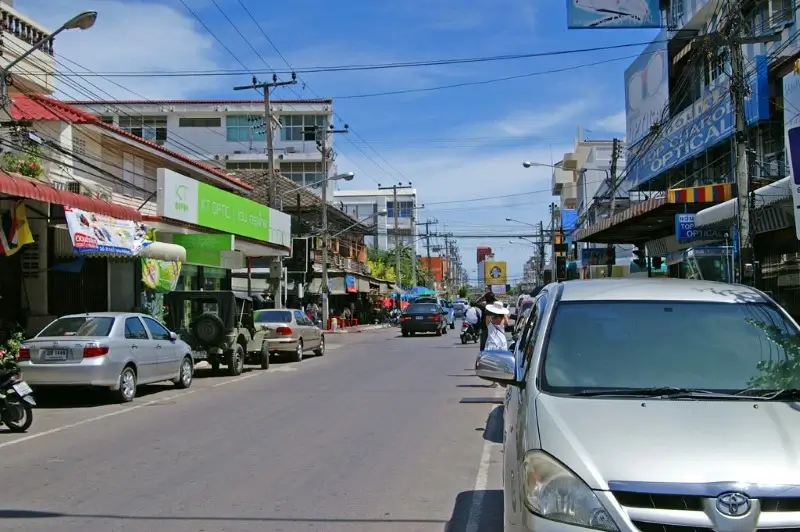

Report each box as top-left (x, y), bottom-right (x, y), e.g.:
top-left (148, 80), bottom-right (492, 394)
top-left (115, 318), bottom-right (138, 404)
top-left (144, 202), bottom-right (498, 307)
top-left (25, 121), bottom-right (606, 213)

top-left (131, 345), bottom-right (138, 349)
top-left (156, 345), bottom-right (162, 349)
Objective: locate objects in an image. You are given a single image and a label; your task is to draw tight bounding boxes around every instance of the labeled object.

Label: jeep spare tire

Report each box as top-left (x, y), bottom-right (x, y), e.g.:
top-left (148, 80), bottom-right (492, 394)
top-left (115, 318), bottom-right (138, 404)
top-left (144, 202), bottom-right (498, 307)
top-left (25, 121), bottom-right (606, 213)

top-left (192, 313), bottom-right (225, 344)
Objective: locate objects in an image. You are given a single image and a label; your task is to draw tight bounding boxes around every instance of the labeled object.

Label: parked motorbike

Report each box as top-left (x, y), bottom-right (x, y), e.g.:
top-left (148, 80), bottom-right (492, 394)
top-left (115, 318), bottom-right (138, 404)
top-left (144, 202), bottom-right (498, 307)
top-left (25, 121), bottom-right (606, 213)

top-left (460, 322), bottom-right (478, 344)
top-left (0, 368), bottom-right (34, 432)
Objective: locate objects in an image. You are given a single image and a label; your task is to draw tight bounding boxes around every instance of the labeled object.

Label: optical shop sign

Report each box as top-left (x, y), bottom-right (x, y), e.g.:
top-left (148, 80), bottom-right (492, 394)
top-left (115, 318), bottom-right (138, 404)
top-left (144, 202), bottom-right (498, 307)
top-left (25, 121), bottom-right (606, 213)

top-left (156, 168), bottom-right (274, 241)
top-left (675, 213), bottom-right (725, 243)
top-left (629, 57), bottom-right (769, 187)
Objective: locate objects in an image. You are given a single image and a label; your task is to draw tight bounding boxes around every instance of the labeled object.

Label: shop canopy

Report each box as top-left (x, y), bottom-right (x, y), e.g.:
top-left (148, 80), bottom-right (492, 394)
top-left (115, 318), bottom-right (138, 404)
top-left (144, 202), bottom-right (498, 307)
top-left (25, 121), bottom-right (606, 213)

top-left (694, 177), bottom-right (792, 235)
top-left (408, 286), bottom-right (436, 296)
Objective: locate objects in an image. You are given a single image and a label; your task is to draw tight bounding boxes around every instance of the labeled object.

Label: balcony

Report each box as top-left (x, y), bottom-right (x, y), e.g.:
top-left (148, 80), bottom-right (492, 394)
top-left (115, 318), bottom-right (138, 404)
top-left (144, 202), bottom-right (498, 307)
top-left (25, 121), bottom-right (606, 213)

top-left (561, 182), bottom-right (578, 210)
top-left (0, 4), bottom-right (55, 96)
top-left (552, 166), bottom-right (573, 195)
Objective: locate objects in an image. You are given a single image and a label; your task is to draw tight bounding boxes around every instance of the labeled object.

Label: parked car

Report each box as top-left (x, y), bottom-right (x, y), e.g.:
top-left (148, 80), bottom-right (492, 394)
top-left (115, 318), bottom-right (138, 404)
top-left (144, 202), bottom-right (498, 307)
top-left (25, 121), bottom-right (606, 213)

top-left (476, 279), bottom-right (800, 531)
top-left (18, 312), bottom-right (194, 403)
top-left (163, 290), bottom-right (267, 374)
top-left (401, 302), bottom-right (448, 337)
top-left (254, 308), bottom-right (325, 363)
top-left (453, 299), bottom-right (468, 318)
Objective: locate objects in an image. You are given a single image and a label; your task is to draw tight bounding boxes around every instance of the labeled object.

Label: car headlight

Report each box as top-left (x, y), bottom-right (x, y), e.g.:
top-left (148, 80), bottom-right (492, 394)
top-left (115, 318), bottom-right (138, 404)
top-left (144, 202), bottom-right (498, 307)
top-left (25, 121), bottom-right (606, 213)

top-left (522, 451), bottom-right (618, 531)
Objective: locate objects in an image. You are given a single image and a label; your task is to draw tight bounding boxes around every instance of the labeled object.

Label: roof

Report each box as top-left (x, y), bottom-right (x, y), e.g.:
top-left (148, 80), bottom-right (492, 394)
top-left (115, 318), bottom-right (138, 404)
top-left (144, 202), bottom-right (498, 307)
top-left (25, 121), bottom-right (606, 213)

top-left (557, 278), bottom-right (767, 303)
top-left (9, 94), bottom-right (252, 191)
top-left (67, 99), bottom-right (333, 105)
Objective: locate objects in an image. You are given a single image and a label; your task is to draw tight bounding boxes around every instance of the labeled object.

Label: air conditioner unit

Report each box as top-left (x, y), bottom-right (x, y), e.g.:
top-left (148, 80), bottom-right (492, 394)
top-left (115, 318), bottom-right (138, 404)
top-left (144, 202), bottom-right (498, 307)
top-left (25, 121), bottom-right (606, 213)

top-left (65, 180), bottom-right (112, 202)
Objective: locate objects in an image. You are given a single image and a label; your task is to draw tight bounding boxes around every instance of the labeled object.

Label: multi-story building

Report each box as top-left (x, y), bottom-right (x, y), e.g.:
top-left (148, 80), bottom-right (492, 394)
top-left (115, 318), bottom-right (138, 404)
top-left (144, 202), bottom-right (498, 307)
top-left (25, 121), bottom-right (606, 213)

top-left (332, 188), bottom-right (418, 251)
top-left (69, 98), bottom-right (338, 199)
top-left (0, 0), bottom-right (56, 101)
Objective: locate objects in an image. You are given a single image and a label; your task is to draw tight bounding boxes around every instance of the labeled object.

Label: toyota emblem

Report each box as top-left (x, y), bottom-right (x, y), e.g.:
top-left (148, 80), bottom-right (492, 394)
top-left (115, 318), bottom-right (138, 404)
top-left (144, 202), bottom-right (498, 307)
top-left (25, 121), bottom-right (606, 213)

top-left (716, 492), bottom-right (751, 517)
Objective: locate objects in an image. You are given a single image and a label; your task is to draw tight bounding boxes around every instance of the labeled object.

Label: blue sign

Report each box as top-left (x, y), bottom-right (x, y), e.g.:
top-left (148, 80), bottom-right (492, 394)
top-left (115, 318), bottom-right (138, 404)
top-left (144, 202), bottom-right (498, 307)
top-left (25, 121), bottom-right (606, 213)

top-left (625, 34), bottom-right (669, 147)
top-left (675, 213), bottom-right (726, 243)
top-left (561, 209), bottom-right (578, 233)
top-left (566, 0), bottom-right (661, 28)
top-left (627, 56), bottom-right (769, 188)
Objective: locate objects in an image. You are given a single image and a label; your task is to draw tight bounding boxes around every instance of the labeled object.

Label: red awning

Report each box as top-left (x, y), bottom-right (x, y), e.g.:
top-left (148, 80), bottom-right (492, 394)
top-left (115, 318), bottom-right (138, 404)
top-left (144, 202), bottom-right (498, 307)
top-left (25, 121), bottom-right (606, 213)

top-left (0, 172), bottom-right (143, 221)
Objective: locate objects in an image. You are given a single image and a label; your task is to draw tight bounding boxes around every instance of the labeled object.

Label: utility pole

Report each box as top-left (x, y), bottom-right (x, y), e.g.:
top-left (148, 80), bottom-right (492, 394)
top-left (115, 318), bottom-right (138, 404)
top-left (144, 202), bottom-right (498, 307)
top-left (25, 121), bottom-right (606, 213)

top-left (606, 138), bottom-right (621, 278)
top-left (444, 234), bottom-right (451, 294)
top-left (315, 124), bottom-right (349, 325)
top-left (410, 204), bottom-right (423, 287)
top-left (538, 220), bottom-right (545, 284)
top-left (233, 73), bottom-right (297, 209)
top-left (417, 218), bottom-right (438, 288)
top-left (378, 183), bottom-right (414, 290)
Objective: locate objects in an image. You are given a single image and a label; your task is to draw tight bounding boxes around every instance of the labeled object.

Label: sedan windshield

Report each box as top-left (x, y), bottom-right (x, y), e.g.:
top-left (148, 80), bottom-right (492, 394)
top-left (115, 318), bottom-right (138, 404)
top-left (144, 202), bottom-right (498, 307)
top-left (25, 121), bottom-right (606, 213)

top-left (39, 316), bottom-right (115, 337)
top-left (541, 301), bottom-right (800, 394)
top-left (255, 310), bottom-right (292, 323)
top-left (406, 304), bottom-right (438, 314)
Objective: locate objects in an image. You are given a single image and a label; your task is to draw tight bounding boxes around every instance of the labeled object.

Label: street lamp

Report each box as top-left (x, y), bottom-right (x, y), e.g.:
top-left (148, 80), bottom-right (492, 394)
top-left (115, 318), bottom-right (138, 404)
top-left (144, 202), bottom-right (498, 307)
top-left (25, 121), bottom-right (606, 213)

top-left (505, 217), bottom-right (538, 229)
top-left (1, 11), bottom-right (98, 107)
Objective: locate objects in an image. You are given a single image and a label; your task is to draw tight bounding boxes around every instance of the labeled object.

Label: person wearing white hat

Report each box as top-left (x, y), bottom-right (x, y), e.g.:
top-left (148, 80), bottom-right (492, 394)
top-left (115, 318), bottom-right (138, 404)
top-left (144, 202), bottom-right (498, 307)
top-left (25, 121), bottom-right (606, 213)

top-left (483, 302), bottom-right (510, 352)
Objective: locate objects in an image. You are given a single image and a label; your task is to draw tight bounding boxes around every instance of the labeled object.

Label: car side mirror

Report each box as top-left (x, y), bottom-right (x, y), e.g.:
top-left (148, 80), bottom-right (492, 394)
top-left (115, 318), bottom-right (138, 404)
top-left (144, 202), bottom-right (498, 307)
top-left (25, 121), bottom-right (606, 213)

top-left (505, 324), bottom-right (515, 333)
top-left (169, 331), bottom-right (178, 342)
top-left (508, 340), bottom-right (517, 352)
top-left (475, 349), bottom-right (520, 386)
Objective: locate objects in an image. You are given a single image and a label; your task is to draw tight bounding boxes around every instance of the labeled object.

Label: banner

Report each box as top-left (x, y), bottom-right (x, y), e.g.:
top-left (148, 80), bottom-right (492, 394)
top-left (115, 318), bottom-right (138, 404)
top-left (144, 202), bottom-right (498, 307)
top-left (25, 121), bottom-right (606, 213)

top-left (484, 261), bottom-right (507, 285)
top-left (566, 0), bottom-right (661, 28)
top-left (345, 274), bottom-right (357, 293)
top-left (1, 201), bottom-right (35, 256)
top-left (64, 206), bottom-right (149, 255)
top-left (142, 258), bottom-right (182, 293)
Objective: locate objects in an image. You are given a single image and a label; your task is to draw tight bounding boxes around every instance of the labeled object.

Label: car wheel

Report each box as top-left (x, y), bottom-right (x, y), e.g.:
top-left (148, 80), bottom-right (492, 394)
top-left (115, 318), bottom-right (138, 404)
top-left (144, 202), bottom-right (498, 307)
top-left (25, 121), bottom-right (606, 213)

top-left (401, 330), bottom-right (409, 337)
top-left (435, 328), bottom-right (442, 337)
top-left (259, 342), bottom-right (270, 370)
top-left (314, 335), bottom-right (325, 356)
top-left (290, 340), bottom-right (304, 363)
top-left (228, 344), bottom-right (244, 376)
top-left (443, 326), bottom-right (448, 334)
top-left (450, 322), bottom-right (455, 329)
top-left (174, 356), bottom-right (194, 389)
top-left (116, 366), bottom-right (137, 403)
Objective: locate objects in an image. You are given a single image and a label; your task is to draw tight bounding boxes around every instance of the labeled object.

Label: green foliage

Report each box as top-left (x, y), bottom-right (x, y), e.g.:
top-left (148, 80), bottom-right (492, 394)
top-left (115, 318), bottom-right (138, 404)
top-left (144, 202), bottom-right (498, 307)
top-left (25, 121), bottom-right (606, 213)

top-left (2, 148), bottom-right (44, 179)
top-left (747, 318), bottom-right (800, 390)
top-left (0, 330), bottom-right (26, 371)
top-left (458, 286), bottom-right (468, 298)
top-left (367, 246), bottom-right (428, 288)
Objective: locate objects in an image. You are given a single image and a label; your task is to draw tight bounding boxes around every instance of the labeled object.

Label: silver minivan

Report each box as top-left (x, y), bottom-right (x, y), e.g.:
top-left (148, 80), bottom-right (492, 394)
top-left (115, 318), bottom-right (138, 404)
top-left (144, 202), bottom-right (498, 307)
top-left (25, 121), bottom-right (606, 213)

top-left (477, 278), bottom-right (800, 532)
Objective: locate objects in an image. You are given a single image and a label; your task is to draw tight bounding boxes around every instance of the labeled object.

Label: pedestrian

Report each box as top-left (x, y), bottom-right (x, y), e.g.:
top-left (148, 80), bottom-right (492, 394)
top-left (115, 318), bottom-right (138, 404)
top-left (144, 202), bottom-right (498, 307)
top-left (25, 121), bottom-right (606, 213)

top-left (475, 289), bottom-right (497, 351)
top-left (483, 302), bottom-right (510, 351)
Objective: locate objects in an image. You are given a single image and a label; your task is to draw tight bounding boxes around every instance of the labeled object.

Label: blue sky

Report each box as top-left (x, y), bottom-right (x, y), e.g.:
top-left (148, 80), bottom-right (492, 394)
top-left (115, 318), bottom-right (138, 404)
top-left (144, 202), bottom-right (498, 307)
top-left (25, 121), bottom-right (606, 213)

top-left (26, 0), bottom-right (659, 284)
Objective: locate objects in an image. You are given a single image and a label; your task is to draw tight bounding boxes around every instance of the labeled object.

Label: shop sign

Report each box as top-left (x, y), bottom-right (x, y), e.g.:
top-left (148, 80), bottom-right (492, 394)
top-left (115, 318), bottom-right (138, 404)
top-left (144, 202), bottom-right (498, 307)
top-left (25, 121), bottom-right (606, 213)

top-left (172, 233), bottom-right (234, 267)
top-left (786, 125), bottom-right (800, 240)
top-left (674, 213), bottom-right (726, 243)
top-left (157, 169), bottom-right (290, 244)
top-left (345, 274), bottom-right (357, 293)
top-left (627, 56), bottom-right (769, 187)
top-left (64, 206), bottom-right (149, 255)
top-left (142, 258), bottom-right (182, 293)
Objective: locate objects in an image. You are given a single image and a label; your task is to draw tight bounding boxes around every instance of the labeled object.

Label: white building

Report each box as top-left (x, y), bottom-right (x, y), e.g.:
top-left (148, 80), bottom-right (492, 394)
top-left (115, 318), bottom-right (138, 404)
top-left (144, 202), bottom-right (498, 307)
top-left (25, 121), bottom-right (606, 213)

top-left (70, 98), bottom-right (339, 199)
top-left (332, 189), bottom-right (417, 252)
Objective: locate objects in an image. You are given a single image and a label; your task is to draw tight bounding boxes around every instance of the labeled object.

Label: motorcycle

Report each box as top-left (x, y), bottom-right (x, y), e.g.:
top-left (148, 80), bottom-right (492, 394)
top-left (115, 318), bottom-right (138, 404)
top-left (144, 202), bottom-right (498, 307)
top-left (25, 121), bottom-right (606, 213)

top-left (0, 368), bottom-right (34, 432)
top-left (460, 322), bottom-right (479, 344)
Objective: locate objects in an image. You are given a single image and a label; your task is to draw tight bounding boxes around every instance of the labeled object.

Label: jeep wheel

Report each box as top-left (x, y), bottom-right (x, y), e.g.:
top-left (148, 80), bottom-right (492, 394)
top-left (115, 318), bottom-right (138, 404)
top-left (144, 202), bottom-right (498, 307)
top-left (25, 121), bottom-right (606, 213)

top-left (192, 313), bottom-right (225, 345)
top-left (228, 344), bottom-right (245, 376)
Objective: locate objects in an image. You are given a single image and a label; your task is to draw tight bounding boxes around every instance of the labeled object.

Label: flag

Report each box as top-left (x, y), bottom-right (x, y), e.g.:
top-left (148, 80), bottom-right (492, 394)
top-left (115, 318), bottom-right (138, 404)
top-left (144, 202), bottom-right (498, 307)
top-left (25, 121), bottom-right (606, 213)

top-left (3, 201), bottom-right (35, 256)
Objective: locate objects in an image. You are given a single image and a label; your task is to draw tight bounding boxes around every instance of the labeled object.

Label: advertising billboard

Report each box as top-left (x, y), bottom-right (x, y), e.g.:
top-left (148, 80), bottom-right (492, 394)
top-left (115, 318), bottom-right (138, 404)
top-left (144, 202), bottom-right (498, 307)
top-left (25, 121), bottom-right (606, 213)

top-left (420, 256), bottom-right (446, 282)
top-left (477, 246), bottom-right (492, 264)
top-left (625, 35), bottom-right (669, 148)
top-left (484, 261), bottom-right (507, 286)
top-left (627, 56), bottom-right (770, 188)
top-left (567, 0), bottom-right (661, 28)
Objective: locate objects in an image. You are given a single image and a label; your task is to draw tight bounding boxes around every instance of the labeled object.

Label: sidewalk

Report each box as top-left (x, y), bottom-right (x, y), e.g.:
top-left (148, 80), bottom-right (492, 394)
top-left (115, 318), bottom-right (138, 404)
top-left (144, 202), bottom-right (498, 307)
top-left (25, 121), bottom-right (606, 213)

top-left (325, 324), bottom-right (391, 334)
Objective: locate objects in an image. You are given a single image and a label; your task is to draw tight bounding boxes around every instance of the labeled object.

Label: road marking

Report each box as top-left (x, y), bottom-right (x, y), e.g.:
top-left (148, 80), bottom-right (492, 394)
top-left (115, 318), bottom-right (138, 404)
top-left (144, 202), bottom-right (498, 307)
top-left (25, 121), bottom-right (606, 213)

top-left (465, 387), bottom-right (506, 532)
top-left (0, 390), bottom-right (196, 450)
top-left (270, 366), bottom-right (298, 372)
top-left (211, 371), bottom-right (264, 387)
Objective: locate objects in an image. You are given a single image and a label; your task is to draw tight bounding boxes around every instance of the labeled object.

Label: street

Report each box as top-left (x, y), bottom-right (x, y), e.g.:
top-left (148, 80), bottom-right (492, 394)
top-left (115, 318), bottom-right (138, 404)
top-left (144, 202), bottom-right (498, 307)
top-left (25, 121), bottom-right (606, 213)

top-left (0, 325), bottom-right (504, 532)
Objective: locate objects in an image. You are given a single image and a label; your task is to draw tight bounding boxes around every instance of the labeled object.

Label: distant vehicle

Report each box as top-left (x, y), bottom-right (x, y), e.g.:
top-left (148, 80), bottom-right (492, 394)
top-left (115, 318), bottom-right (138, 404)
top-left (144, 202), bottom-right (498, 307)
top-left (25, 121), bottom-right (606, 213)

top-left (401, 303), bottom-right (448, 337)
top-left (19, 312), bottom-right (194, 403)
top-left (453, 299), bottom-right (468, 318)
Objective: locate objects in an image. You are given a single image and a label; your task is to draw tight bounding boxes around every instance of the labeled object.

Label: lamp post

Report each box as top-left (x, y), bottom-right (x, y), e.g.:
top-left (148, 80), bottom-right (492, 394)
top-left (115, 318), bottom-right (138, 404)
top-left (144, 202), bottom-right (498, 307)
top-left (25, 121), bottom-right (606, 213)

top-left (1, 11), bottom-right (98, 108)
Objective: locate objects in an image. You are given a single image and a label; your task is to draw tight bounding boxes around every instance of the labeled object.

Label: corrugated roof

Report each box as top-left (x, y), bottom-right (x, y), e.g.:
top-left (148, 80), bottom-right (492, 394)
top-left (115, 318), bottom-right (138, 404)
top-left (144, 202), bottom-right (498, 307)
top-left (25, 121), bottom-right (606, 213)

top-left (67, 99), bottom-right (332, 105)
top-left (10, 94), bottom-right (252, 191)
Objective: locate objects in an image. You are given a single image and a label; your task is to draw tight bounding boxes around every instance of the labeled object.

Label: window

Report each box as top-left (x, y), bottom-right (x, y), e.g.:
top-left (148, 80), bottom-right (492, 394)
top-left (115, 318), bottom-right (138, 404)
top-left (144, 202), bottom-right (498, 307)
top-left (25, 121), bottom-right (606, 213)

top-left (669, 0), bottom-right (684, 25)
top-left (342, 203), bottom-right (376, 220)
top-left (387, 201), bottom-right (413, 218)
top-left (771, 0), bottom-right (793, 26)
top-left (179, 117), bottom-right (221, 128)
top-left (118, 115), bottom-right (167, 144)
top-left (406, 303), bottom-right (438, 314)
top-left (293, 310), bottom-right (308, 324)
top-left (226, 115), bottom-right (265, 142)
top-left (226, 161), bottom-right (270, 170)
top-left (705, 50), bottom-right (727, 87)
top-left (100, 115), bottom-right (115, 124)
top-left (255, 310), bottom-right (292, 323)
top-left (39, 316), bottom-right (115, 337)
top-left (280, 115), bottom-right (328, 141)
top-left (518, 295), bottom-right (545, 372)
top-left (143, 317), bottom-right (172, 340)
top-left (123, 153), bottom-right (146, 189)
top-left (124, 317), bottom-right (148, 340)
top-left (541, 301), bottom-right (800, 393)
top-left (72, 136), bottom-right (87, 157)
top-left (281, 161), bottom-right (323, 187)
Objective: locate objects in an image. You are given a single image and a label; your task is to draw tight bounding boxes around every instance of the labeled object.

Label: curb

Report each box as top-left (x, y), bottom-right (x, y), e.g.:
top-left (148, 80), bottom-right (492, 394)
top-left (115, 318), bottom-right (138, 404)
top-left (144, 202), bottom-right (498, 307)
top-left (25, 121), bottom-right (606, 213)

top-left (325, 324), bottom-right (391, 334)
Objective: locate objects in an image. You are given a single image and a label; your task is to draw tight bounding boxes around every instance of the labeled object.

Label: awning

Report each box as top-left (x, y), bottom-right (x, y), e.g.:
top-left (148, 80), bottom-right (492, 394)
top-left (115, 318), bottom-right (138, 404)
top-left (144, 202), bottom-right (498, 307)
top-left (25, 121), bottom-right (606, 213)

top-left (695, 178), bottom-right (792, 234)
top-left (0, 171), bottom-right (143, 221)
top-left (140, 242), bottom-right (186, 262)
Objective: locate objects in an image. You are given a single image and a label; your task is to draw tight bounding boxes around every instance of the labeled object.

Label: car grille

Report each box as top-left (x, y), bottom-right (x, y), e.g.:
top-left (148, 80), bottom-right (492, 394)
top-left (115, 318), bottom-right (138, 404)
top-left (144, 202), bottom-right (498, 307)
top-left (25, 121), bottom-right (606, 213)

top-left (613, 490), bottom-right (800, 532)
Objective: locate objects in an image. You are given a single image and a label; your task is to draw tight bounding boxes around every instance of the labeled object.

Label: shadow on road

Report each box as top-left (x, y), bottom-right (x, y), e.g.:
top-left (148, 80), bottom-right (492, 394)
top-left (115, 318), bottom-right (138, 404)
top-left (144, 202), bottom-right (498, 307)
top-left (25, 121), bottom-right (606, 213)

top-left (445, 489), bottom-right (504, 531)
top-left (483, 405), bottom-right (504, 444)
top-left (31, 383), bottom-right (178, 409)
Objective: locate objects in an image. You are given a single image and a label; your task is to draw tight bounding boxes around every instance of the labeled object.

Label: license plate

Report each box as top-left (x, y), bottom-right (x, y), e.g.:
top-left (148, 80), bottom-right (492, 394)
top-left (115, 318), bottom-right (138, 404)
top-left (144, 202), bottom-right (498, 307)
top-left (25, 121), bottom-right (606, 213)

top-left (191, 350), bottom-right (207, 360)
top-left (44, 349), bottom-right (68, 361)
top-left (415, 316), bottom-right (423, 320)
top-left (12, 381), bottom-right (33, 396)
top-left (22, 395), bottom-right (36, 405)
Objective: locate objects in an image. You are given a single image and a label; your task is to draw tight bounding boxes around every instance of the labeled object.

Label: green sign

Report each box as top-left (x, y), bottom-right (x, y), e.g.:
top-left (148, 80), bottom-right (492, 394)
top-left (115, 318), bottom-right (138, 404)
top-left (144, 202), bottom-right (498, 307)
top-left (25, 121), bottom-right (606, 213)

top-left (172, 234), bottom-right (233, 267)
top-left (197, 182), bottom-right (270, 241)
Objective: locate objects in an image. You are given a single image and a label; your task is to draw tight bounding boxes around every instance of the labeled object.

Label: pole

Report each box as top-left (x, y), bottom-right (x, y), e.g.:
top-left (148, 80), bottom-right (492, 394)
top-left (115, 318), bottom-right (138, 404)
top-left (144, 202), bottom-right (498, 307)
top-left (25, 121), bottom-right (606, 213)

top-left (378, 183), bottom-right (414, 290)
top-left (606, 138), bottom-right (620, 278)
top-left (730, 34), bottom-right (751, 283)
top-left (410, 206), bottom-right (417, 287)
top-left (425, 221), bottom-right (433, 283)
top-left (444, 235), bottom-right (451, 294)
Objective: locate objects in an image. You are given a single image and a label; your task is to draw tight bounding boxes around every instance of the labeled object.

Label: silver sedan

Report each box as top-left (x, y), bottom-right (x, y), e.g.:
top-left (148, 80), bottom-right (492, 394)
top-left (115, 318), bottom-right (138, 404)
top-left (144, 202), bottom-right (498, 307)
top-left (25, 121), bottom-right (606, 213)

top-left (18, 312), bottom-right (195, 403)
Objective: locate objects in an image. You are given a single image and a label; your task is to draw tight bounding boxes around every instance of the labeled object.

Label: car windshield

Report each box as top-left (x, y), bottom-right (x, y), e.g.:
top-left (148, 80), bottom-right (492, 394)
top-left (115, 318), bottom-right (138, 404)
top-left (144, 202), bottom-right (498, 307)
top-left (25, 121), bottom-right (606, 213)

top-left (255, 310), bottom-right (292, 323)
top-left (407, 304), bottom-right (438, 314)
top-left (39, 316), bottom-right (115, 337)
top-left (541, 300), bottom-right (800, 394)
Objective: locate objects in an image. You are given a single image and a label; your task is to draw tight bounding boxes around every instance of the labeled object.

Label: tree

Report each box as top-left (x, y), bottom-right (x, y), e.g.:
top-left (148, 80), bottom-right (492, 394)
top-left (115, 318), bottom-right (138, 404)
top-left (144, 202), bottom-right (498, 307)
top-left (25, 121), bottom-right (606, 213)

top-left (458, 286), bottom-right (468, 298)
top-left (746, 318), bottom-right (800, 390)
top-left (367, 246), bottom-right (427, 288)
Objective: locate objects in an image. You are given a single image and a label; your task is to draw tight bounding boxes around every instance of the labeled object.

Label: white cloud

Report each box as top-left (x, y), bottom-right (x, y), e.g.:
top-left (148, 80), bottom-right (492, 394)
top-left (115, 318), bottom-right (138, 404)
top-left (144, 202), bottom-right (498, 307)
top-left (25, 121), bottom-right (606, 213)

top-left (18, 0), bottom-right (228, 100)
top-left (594, 111), bottom-right (627, 135)
top-left (464, 99), bottom-right (592, 142)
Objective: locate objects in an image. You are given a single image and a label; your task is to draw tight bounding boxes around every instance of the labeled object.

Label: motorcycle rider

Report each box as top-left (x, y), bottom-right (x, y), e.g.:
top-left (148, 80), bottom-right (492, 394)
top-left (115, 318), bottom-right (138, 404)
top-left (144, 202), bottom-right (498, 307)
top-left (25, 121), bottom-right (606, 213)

top-left (463, 301), bottom-right (480, 340)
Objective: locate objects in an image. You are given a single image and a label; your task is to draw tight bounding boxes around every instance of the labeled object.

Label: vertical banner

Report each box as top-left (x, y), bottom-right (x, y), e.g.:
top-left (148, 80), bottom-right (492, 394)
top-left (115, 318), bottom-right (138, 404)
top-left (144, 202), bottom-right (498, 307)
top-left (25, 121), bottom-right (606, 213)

top-left (787, 125), bottom-right (800, 240)
top-left (142, 258), bottom-right (182, 293)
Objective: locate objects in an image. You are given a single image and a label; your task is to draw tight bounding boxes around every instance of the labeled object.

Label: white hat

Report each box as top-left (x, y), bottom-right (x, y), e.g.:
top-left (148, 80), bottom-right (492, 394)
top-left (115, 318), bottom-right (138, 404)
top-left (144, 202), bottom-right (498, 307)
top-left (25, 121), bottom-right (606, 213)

top-left (485, 302), bottom-right (509, 316)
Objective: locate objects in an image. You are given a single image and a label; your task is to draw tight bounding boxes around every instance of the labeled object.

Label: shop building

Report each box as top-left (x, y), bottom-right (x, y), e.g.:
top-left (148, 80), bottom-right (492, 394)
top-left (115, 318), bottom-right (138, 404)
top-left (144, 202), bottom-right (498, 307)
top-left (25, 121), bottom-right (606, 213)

top-left (1, 94), bottom-right (290, 337)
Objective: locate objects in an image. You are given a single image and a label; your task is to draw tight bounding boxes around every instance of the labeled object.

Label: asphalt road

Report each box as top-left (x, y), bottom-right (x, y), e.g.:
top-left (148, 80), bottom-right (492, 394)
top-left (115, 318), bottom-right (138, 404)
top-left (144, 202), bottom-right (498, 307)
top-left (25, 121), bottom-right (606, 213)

top-left (0, 323), bottom-right (505, 532)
